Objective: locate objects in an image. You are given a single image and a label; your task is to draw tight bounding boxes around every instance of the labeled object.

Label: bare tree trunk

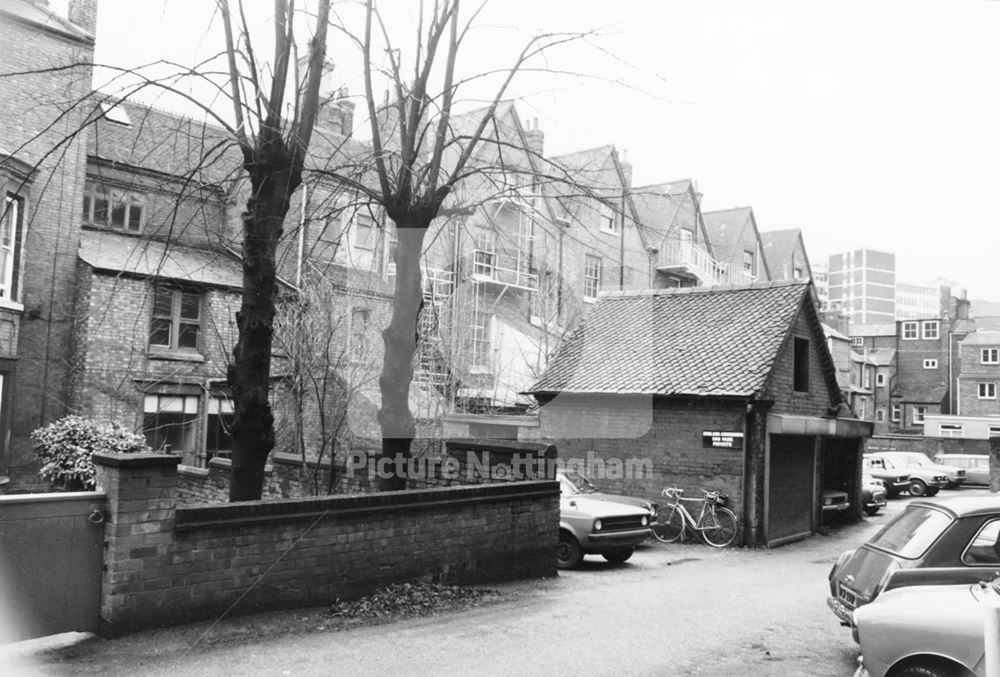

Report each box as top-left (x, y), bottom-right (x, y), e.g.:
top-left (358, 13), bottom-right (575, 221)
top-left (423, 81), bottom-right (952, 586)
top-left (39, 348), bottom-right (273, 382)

top-left (377, 223), bottom-right (428, 490)
top-left (228, 142), bottom-right (296, 501)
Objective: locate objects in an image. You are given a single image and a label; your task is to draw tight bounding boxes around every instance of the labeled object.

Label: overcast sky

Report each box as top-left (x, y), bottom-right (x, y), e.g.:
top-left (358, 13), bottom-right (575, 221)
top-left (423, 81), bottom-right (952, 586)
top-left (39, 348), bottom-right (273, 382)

top-left (67, 0), bottom-right (1000, 301)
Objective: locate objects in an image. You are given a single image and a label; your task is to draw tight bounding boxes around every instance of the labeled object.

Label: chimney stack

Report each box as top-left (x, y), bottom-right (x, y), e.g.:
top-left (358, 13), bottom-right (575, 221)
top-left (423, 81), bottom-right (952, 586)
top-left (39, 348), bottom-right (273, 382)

top-left (524, 118), bottom-right (544, 157)
top-left (68, 0), bottom-right (98, 35)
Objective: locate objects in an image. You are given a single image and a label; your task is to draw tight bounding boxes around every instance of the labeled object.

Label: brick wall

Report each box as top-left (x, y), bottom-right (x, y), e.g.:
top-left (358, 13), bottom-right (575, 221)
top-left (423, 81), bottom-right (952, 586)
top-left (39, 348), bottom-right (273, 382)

top-left (1, 11), bottom-right (95, 467)
top-left (763, 307), bottom-right (836, 416)
top-left (538, 393), bottom-right (745, 513)
top-left (93, 452), bottom-right (558, 636)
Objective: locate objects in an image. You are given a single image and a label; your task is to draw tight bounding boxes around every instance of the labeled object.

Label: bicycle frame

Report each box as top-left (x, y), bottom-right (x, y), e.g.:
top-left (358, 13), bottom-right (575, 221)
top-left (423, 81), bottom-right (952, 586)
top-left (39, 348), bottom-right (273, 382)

top-left (653, 486), bottom-right (738, 548)
top-left (663, 493), bottom-right (716, 535)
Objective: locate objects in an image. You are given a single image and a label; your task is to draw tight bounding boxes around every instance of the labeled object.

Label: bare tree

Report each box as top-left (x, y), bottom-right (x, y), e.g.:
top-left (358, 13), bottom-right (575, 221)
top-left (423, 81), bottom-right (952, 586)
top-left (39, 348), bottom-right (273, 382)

top-left (217, 0), bottom-right (333, 500)
top-left (350, 0), bottom-right (585, 489)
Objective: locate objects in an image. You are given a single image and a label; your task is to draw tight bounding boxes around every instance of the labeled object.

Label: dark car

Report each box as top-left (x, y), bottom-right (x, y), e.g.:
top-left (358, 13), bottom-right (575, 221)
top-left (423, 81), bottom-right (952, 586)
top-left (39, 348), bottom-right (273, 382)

top-left (861, 475), bottom-right (887, 516)
top-left (827, 495), bottom-right (1000, 626)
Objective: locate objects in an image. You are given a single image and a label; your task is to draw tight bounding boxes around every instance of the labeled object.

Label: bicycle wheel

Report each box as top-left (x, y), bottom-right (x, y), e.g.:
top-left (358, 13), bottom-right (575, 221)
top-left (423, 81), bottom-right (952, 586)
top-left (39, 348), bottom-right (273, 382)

top-left (651, 505), bottom-right (684, 543)
top-left (700, 506), bottom-right (738, 548)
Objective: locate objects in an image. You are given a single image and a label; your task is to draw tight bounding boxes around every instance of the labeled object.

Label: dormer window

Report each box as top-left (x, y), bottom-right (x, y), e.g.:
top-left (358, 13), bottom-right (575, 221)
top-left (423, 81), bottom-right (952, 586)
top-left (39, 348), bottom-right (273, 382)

top-left (599, 202), bottom-right (617, 234)
top-left (83, 180), bottom-right (144, 233)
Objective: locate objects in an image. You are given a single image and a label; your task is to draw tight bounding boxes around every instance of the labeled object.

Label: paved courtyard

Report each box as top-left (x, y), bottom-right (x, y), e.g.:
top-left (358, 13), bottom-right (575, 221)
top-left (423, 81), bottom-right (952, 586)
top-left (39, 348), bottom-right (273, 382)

top-left (24, 489), bottom-right (992, 677)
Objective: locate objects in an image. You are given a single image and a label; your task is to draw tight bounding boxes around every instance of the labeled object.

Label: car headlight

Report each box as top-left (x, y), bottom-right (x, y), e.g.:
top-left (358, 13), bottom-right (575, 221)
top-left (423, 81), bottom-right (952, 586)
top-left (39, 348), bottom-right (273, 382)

top-left (641, 515), bottom-right (649, 527)
top-left (594, 519), bottom-right (603, 531)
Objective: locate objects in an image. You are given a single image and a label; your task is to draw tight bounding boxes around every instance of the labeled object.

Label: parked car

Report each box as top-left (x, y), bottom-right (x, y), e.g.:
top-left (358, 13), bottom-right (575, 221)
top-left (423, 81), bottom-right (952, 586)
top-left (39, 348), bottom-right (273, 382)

top-left (864, 452), bottom-right (948, 497)
top-left (557, 470), bottom-right (653, 569)
top-left (935, 453), bottom-right (991, 487)
top-left (852, 580), bottom-right (996, 677)
top-left (828, 495), bottom-right (1000, 626)
top-left (558, 469), bottom-right (658, 516)
top-left (822, 488), bottom-right (850, 514)
top-left (886, 451), bottom-right (966, 489)
top-left (860, 457), bottom-right (911, 499)
top-left (861, 475), bottom-right (887, 516)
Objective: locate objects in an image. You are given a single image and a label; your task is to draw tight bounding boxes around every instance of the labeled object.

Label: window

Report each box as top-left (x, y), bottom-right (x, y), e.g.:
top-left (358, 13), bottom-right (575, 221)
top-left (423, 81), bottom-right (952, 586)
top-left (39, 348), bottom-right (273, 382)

top-left (923, 358), bottom-right (938, 369)
top-left (863, 368), bottom-right (871, 389)
top-left (598, 202), bottom-right (617, 234)
top-left (850, 337), bottom-right (864, 347)
top-left (891, 404), bottom-right (901, 422)
top-left (858, 397), bottom-right (868, 419)
top-left (149, 286), bottom-right (201, 351)
top-left (583, 254), bottom-right (602, 301)
top-left (876, 409), bottom-right (885, 422)
top-left (353, 212), bottom-right (375, 249)
top-left (990, 426), bottom-right (1000, 439)
top-left (793, 337), bottom-right (809, 392)
top-left (922, 321), bottom-right (940, 340)
top-left (902, 321), bottom-right (919, 340)
top-left (143, 394), bottom-right (198, 454)
top-left (473, 229), bottom-right (495, 277)
top-left (982, 348), bottom-right (1000, 365)
top-left (0, 194), bottom-right (24, 302)
top-left (384, 225), bottom-right (398, 277)
top-left (979, 383), bottom-right (997, 400)
top-left (82, 180), bottom-right (144, 233)
top-left (876, 372), bottom-right (886, 387)
top-left (205, 396), bottom-right (234, 461)
top-left (913, 406), bottom-right (927, 425)
top-left (743, 250), bottom-right (754, 274)
top-left (939, 423), bottom-right (964, 438)
top-left (470, 310), bottom-right (491, 368)
top-left (963, 520), bottom-right (1000, 565)
top-left (350, 307), bottom-right (371, 359)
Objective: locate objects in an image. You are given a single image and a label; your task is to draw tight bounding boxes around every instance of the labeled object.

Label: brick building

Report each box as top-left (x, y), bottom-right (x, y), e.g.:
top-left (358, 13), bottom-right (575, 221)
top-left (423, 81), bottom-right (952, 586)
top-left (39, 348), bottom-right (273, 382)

top-left (702, 206), bottom-right (770, 284)
top-left (528, 281), bottom-right (872, 547)
top-left (956, 331), bottom-right (1000, 417)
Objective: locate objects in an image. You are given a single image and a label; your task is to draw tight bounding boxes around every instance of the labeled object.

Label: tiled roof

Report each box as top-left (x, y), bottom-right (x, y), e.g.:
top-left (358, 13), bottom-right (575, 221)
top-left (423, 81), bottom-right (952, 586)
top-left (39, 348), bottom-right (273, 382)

top-left (78, 230), bottom-right (244, 289)
top-left (823, 322), bottom-right (849, 341)
top-left (529, 281), bottom-right (817, 398)
top-left (702, 206), bottom-right (770, 279)
top-left (760, 229), bottom-right (810, 280)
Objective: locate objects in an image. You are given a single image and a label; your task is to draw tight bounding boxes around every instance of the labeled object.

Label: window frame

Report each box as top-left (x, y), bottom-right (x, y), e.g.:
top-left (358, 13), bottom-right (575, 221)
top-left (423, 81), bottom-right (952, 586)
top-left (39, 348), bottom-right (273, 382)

top-left (352, 211), bottom-right (376, 250)
top-left (743, 249), bottom-right (754, 274)
top-left (982, 348), bottom-right (1000, 365)
top-left (82, 179), bottom-right (145, 233)
top-left (891, 404), bottom-right (901, 422)
top-left (902, 321), bottom-right (919, 340)
top-left (583, 253), bottom-right (602, 301)
top-left (923, 358), bottom-right (938, 369)
top-left (598, 201), bottom-right (618, 235)
top-left (149, 285), bottom-right (202, 352)
top-left (978, 382), bottom-right (997, 400)
top-left (876, 372), bottom-right (886, 387)
top-left (922, 321), bottom-right (940, 340)
top-left (913, 406), bottom-right (927, 425)
top-left (793, 337), bottom-right (810, 392)
top-left (0, 193), bottom-right (25, 303)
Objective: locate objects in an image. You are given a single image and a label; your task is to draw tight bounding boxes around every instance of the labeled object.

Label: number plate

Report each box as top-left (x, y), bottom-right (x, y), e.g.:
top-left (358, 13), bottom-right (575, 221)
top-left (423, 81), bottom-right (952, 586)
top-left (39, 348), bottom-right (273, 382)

top-left (838, 585), bottom-right (858, 607)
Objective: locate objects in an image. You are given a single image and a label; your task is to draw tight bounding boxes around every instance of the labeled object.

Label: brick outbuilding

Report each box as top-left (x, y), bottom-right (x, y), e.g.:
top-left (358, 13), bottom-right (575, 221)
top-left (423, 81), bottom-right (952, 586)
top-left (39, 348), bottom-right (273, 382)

top-left (528, 280), bottom-right (872, 547)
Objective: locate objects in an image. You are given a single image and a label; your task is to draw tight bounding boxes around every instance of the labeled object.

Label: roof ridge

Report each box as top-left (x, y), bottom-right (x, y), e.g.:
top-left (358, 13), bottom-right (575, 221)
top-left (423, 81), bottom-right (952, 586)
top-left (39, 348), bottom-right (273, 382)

top-left (600, 280), bottom-right (807, 300)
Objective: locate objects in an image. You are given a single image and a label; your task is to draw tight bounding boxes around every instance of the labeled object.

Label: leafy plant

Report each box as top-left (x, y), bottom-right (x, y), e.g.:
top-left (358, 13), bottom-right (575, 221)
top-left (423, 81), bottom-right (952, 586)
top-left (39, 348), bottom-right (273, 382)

top-left (31, 415), bottom-right (149, 490)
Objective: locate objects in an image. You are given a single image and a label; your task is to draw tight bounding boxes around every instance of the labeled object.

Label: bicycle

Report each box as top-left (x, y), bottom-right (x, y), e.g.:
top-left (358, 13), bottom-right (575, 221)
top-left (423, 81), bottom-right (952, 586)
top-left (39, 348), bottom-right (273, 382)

top-left (651, 486), bottom-right (739, 548)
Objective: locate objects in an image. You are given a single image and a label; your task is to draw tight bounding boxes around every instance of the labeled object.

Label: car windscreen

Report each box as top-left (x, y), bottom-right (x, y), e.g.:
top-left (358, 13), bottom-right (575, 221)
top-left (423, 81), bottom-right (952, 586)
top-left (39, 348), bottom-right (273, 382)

top-left (868, 505), bottom-right (953, 559)
top-left (561, 470), bottom-right (598, 493)
top-left (898, 453), bottom-right (932, 467)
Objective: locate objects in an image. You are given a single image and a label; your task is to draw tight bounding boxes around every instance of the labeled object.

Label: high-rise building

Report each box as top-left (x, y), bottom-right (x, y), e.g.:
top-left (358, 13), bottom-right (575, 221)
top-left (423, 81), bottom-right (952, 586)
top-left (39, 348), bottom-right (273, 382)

top-left (827, 248), bottom-right (895, 324)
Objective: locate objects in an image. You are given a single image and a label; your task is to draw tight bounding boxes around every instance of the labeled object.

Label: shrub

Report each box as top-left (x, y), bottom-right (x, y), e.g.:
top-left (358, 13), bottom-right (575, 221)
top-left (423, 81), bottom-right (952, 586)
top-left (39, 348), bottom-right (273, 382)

top-left (32, 415), bottom-right (149, 490)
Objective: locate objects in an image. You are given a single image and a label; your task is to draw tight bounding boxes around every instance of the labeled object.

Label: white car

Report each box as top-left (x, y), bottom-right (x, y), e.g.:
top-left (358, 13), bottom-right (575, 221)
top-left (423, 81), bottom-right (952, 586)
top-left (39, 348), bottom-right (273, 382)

top-left (853, 580), bottom-right (998, 677)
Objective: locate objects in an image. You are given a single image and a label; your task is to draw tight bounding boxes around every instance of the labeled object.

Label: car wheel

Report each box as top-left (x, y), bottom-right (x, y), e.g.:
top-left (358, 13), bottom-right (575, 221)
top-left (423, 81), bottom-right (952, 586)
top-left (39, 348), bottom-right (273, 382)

top-left (557, 531), bottom-right (583, 569)
top-left (926, 487), bottom-right (940, 497)
top-left (909, 479), bottom-right (927, 497)
top-left (894, 662), bottom-right (964, 677)
top-left (601, 548), bottom-right (634, 565)
top-left (864, 506), bottom-right (880, 516)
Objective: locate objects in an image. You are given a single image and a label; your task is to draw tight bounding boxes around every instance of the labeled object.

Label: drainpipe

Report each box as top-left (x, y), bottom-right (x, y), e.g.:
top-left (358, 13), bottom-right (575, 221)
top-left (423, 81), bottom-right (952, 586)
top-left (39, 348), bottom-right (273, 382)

top-left (296, 184), bottom-right (308, 288)
top-left (742, 398), bottom-right (756, 546)
top-left (619, 190), bottom-right (625, 290)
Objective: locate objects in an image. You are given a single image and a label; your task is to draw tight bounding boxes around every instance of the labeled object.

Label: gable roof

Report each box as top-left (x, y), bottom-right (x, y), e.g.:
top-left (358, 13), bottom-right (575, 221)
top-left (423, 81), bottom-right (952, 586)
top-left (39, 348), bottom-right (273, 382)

top-left (1, 1), bottom-right (93, 43)
top-left (702, 206), bottom-right (771, 280)
top-left (760, 228), bottom-right (812, 280)
top-left (631, 179), bottom-right (711, 254)
top-left (528, 280), bottom-right (838, 401)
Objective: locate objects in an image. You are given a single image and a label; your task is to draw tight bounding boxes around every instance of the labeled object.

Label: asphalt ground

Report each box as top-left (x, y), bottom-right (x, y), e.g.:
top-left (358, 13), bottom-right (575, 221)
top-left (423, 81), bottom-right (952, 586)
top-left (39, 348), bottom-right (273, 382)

top-left (22, 485), bottom-right (996, 677)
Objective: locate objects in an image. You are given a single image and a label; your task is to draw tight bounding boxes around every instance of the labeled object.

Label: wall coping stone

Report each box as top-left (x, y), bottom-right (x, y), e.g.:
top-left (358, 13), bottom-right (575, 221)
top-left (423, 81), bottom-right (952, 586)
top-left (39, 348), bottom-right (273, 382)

top-left (175, 480), bottom-right (558, 531)
top-left (93, 453), bottom-right (181, 468)
top-left (177, 465), bottom-right (210, 478)
top-left (207, 457), bottom-right (273, 474)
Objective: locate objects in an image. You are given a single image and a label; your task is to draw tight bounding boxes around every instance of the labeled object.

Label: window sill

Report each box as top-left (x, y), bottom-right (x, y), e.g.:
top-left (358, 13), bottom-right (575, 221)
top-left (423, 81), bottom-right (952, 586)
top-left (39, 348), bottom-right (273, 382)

top-left (147, 349), bottom-right (205, 363)
top-left (583, 297), bottom-right (598, 304)
top-left (0, 299), bottom-right (24, 313)
top-left (600, 228), bottom-right (620, 236)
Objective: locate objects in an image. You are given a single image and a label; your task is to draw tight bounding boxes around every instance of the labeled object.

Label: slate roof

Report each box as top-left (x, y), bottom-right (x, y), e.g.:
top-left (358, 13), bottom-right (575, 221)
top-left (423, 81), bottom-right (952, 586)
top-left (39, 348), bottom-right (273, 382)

top-left (759, 229), bottom-right (811, 280)
top-left (78, 230), bottom-right (244, 289)
top-left (702, 206), bottom-right (770, 280)
top-left (529, 280), bottom-right (832, 399)
top-left (1, 0), bottom-right (92, 42)
top-left (631, 180), bottom-right (706, 252)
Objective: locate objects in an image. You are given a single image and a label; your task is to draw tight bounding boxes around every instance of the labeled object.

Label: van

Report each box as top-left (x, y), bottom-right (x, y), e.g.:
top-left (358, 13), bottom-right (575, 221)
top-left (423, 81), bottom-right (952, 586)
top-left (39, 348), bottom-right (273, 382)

top-left (933, 453), bottom-right (990, 486)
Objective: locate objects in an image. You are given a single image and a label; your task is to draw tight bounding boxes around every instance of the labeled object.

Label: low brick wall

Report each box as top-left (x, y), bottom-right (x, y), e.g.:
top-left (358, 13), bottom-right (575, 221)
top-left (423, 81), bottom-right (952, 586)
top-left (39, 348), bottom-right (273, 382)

top-left (93, 453), bottom-right (558, 636)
